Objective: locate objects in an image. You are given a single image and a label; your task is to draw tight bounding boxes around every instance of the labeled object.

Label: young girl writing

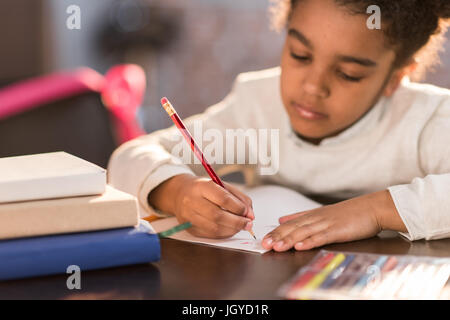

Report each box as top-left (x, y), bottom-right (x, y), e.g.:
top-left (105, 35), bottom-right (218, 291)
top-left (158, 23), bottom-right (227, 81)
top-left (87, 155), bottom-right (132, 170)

top-left (108, 0), bottom-right (450, 252)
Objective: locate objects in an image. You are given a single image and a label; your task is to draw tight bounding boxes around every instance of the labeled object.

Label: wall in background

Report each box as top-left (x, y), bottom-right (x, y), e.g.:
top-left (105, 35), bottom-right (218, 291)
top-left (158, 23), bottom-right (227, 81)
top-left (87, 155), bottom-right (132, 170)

top-left (43, 0), bottom-right (117, 74)
top-left (132, 0), bottom-right (284, 132)
top-left (425, 37), bottom-right (450, 88)
top-left (0, 0), bottom-right (45, 85)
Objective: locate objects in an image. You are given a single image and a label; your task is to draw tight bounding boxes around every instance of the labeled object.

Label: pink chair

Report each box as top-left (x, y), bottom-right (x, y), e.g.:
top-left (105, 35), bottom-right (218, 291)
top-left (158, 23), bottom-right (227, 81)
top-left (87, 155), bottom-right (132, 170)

top-left (0, 64), bottom-right (146, 145)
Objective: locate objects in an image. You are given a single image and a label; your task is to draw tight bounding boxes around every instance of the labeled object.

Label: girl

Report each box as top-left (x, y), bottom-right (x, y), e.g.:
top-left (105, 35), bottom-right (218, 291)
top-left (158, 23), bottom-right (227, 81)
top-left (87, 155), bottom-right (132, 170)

top-left (108, 0), bottom-right (450, 252)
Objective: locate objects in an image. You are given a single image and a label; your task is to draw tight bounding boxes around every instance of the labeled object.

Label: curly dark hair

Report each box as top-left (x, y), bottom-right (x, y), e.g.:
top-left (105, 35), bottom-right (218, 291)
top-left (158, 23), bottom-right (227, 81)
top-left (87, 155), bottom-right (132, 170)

top-left (270, 0), bottom-right (450, 79)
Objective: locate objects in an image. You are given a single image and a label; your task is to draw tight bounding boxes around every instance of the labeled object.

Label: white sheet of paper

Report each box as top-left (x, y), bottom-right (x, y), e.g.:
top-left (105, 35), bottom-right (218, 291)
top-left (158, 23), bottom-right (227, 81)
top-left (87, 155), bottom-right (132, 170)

top-left (151, 185), bottom-right (322, 253)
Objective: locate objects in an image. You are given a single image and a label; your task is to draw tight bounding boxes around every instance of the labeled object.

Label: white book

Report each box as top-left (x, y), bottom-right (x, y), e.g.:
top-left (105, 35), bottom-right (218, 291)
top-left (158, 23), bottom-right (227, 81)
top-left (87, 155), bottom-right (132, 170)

top-left (0, 152), bottom-right (106, 203)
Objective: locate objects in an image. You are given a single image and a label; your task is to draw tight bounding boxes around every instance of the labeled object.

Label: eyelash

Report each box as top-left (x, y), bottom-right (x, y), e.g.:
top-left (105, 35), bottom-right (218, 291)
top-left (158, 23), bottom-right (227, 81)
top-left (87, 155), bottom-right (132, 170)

top-left (290, 52), bottom-right (311, 63)
top-left (337, 71), bottom-right (363, 83)
top-left (290, 52), bottom-right (364, 83)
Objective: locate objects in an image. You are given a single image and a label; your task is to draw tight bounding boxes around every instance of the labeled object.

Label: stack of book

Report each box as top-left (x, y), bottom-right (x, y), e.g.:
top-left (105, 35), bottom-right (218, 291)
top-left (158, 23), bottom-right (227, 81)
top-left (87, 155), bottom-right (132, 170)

top-left (0, 152), bottom-right (160, 281)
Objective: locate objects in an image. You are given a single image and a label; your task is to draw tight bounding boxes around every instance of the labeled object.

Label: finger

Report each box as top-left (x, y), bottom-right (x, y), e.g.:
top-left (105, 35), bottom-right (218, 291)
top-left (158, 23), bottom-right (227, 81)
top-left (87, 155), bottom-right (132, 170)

top-left (223, 183), bottom-right (253, 208)
top-left (294, 232), bottom-right (331, 251)
top-left (202, 181), bottom-right (247, 216)
top-left (187, 210), bottom-right (239, 239)
top-left (193, 197), bottom-right (252, 232)
top-left (223, 183), bottom-right (255, 220)
top-left (263, 216), bottom-right (311, 244)
top-left (261, 221), bottom-right (303, 250)
top-left (261, 235), bottom-right (275, 250)
top-left (271, 223), bottom-right (324, 252)
top-left (279, 211), bottom-right (310, 224)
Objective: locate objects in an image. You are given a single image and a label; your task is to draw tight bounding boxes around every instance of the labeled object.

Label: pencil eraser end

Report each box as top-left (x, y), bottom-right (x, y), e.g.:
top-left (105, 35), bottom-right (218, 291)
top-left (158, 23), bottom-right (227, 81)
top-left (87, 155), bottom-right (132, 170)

top-left (161, 97), bottom-right (168, 105)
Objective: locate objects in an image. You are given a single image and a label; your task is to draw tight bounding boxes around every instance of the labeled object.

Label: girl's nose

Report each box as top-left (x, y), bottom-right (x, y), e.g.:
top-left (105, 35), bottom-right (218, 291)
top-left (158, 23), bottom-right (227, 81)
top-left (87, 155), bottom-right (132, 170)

top-left (302, 71), bottom-right (330, 99)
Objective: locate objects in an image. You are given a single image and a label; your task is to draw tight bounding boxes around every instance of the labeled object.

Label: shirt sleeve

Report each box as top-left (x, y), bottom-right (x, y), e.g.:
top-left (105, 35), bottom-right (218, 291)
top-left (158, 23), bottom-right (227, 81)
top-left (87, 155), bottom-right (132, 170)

top-left (107, 76), bottom-right (258, 218)
top-left (387, 96), bottom-right (450, 241)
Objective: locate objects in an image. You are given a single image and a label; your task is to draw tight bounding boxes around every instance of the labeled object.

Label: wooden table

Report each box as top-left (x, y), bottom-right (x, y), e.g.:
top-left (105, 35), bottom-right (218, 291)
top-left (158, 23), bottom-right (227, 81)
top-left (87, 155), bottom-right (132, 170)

top-left (1, 231), bottom-right (449, 300)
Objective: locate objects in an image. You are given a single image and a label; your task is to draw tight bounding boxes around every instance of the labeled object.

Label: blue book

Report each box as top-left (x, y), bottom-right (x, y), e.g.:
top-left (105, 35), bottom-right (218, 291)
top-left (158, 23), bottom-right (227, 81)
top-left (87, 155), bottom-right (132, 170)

top-left (0, 220), bottom-right (160, 281)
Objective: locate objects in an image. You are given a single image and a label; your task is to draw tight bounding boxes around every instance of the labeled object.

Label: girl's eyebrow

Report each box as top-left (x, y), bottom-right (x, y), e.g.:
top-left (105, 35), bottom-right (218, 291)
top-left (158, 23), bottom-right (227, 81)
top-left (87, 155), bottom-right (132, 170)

top-left (337, 55), bottom-right (377, 67)
top-left (288, 28), bottom-right (377, 68)
top-left (288, 28), bottom-right (313, 49)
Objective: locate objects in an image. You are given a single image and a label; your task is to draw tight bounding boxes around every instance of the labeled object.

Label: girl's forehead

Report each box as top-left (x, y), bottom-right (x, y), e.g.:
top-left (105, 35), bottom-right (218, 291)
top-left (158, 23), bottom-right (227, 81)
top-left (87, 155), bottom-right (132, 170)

top-left (288, 0), bottom-right (393, 62)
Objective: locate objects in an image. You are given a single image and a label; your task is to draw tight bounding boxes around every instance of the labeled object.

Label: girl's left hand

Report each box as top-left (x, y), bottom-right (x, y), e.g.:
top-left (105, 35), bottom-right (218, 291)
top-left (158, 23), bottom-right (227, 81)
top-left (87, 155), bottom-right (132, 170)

top-left (261, 190), bottom-right (403, 252)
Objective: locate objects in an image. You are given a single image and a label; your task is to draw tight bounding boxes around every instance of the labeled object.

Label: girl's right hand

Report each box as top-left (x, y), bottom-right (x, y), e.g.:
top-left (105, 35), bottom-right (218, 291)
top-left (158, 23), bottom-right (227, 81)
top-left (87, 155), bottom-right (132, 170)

top-left (149, 174), bottom-right (255, 239)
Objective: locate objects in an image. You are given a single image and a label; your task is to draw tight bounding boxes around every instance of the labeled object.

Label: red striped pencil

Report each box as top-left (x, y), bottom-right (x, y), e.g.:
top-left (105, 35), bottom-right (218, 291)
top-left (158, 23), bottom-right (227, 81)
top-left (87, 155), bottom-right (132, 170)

top-left (160, 97), bottom-right (256, 239)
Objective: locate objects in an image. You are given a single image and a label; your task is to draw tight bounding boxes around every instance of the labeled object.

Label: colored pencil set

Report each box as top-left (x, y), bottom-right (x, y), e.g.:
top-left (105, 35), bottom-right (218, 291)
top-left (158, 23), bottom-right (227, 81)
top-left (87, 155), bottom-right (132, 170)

top-left (278, 250), bottom-right (450, 300)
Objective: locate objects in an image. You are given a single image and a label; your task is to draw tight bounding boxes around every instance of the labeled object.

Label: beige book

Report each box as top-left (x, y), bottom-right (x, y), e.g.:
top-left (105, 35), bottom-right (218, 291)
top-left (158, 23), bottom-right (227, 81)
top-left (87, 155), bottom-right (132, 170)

top-left (0, 185), bottom-right (139, 240)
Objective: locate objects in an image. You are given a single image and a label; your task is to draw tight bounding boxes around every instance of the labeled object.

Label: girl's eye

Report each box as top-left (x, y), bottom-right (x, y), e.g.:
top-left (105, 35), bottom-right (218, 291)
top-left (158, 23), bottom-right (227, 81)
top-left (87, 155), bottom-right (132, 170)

top-left (338, 71), bottom-right (363, 82)
top-left (290, 52), bottom-right (311, 62)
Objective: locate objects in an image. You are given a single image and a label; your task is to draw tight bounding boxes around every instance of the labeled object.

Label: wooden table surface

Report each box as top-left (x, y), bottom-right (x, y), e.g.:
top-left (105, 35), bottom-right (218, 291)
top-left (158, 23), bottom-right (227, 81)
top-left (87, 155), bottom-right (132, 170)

top-left (1, 231), bottom-right (449, 300)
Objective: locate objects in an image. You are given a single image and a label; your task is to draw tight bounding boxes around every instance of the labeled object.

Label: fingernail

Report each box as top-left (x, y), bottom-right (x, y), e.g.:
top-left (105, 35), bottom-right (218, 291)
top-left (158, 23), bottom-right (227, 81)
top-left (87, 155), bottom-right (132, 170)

top-left (264, 237), bottom-right (273, 246)
top-left (295, 242), bottom-right (303, 249)
top-left (247, 208), bottom-right (255, 220)
top-left (274, 241), bottom-right (284, 249)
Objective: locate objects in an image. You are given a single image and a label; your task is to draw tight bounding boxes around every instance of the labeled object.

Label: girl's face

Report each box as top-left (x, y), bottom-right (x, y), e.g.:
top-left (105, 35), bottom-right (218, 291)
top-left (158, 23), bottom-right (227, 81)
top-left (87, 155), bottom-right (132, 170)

top-left (280, 0), bottom-right (399, 144)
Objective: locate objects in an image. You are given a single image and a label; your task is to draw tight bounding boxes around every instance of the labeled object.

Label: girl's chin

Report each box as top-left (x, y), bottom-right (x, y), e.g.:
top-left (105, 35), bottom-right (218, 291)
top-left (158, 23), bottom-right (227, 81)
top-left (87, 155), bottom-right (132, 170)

top-left (292, 126), bottom-right (350, 145)
top-left (287, 113), bottom-right (339, 142)
top-left (290, 127), bottom-right (329, 144)
top-left (290, 121), bottom-right (330, 140)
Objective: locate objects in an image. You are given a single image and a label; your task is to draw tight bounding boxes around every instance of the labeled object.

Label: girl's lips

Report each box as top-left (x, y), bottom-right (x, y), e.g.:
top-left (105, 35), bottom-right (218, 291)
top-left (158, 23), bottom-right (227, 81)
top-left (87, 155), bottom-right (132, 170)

top-left (293, 103), bottom-right (328, 120)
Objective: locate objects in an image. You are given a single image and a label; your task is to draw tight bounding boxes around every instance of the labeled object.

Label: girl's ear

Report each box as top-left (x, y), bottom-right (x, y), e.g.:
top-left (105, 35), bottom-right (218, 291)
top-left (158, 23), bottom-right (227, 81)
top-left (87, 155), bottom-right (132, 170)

top-left (383, 60), bottom-right (418, 97)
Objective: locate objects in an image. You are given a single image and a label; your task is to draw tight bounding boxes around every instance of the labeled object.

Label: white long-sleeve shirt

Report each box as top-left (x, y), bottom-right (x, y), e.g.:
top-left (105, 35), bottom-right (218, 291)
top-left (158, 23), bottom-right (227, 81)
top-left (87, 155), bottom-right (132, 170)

top-left (107, 67), bottom-right (450, 241)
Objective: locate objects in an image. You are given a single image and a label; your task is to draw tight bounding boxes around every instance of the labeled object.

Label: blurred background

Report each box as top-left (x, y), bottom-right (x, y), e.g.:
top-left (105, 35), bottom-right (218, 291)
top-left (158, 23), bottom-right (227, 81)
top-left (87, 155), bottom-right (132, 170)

top-left (0, 0), bottom-right (449, 167)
